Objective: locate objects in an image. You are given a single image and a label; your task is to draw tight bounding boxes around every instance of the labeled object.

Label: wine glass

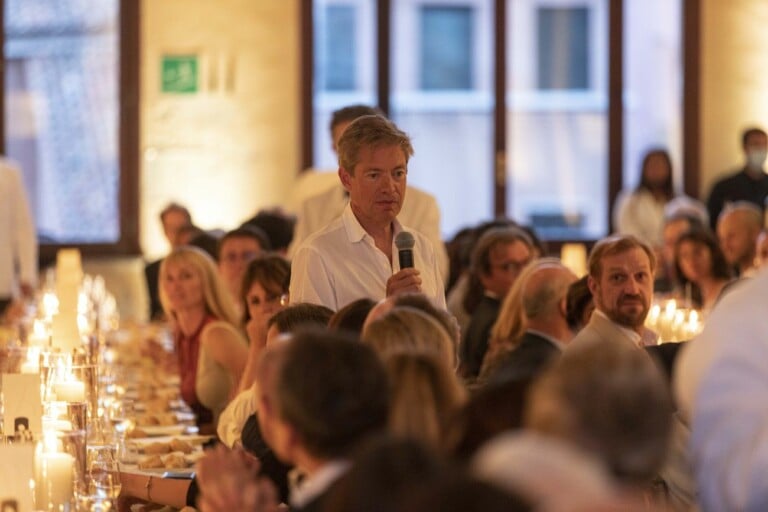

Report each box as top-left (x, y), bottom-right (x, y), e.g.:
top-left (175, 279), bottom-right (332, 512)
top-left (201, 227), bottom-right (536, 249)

top-left (87, 446), bottom-right (121, 509)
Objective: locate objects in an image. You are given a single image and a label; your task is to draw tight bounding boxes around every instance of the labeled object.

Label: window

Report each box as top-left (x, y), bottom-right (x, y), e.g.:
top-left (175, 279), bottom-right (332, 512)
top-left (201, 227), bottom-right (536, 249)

top-left (623, 0), bottom-right (683, 201)
top-left (312, 0), bottom-right (376, 169)
top-left (537, 7), bottom-right (590, 90)
top-left (4, 0), bottom-right (119, 242)
top-left (393, 0), bottom-right (494, 237)
top-left (507, 0), bottom-right (608, 240)
top-left (2, 0), bottom-right (139, 253)
top-left (318, 5), bottom-right (357, 90)
top-left (420, 6), bottom-right (473, 90)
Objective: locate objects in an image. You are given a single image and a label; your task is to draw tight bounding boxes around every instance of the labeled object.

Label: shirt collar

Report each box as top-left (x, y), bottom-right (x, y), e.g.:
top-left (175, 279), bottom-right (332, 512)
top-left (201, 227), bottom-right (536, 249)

top-left (341, 203), bottom-right (403, 244)
top-left (594, 310), bottom-right (658, 348)
top-left (289, 460), bottom-right (350, 508)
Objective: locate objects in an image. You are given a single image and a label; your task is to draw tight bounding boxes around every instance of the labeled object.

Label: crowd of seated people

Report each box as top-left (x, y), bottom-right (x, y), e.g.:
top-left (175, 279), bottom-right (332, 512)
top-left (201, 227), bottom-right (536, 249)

top-left (130, 114), bottom-right (768, 512)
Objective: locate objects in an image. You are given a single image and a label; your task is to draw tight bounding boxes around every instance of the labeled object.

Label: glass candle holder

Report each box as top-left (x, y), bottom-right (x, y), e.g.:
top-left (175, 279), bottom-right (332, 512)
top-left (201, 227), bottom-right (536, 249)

top-left (34, 428), bottom-right (87, 511)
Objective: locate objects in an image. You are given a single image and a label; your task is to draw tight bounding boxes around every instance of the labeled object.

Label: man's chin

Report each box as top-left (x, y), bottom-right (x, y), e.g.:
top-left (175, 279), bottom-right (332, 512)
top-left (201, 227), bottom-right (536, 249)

top-left (608, 309), bottom-right (648, 330)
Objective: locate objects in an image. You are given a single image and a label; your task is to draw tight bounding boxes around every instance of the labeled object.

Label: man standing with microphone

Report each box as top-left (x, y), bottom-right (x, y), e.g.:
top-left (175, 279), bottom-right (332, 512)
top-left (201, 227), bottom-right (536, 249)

top-left (289, 115), bottom-right (446, 311)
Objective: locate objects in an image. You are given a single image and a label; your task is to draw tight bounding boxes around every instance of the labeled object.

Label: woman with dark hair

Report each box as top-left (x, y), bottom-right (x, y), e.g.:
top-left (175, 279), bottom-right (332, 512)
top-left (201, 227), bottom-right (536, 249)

top-left (613, 148), bottom-right (675, 247)
top-left (237, 254), bottom-right (291, 393)
top-left (674, 228), bottom-right (732, 312)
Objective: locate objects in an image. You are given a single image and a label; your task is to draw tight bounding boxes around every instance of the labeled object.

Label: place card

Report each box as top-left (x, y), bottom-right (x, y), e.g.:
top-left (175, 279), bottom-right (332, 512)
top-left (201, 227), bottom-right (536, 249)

top-left (2, 374), bottom-right (42, 440)
top-left (0, 444), bottom-right (35, 511)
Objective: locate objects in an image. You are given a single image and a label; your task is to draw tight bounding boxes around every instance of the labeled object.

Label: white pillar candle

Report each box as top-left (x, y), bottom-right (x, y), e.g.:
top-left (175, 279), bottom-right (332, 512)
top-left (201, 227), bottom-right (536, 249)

top-left (42, 418), bottom-right (73, 432)
top-left (35, 452), bottom-right (74, 509)
top-left (54, 380), bottom-right (85, 403)
top-left (20, 360), bottom-right (40, 374)
top-left (29, 319), bottom-right (49, 347)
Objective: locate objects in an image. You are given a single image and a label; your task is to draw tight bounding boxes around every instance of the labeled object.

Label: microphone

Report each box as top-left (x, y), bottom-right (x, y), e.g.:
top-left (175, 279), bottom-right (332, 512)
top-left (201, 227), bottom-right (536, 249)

top-left (395, 231), bottom-right (415, 269)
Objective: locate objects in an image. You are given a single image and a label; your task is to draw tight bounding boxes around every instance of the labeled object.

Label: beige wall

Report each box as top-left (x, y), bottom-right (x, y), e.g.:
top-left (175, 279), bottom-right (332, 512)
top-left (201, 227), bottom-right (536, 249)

top-left (699, 0), bottom-right (768, 198)
top-left (140, 0), bottom-right (300, 259)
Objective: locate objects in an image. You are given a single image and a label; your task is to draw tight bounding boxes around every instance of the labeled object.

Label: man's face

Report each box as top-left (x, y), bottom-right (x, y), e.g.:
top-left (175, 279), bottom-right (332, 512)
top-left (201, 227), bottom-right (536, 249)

top-left (218, 237), bottom-right (262, 293)
top-left (162, 210), bottom-right (190, 249)
top-left (717, 213), bottom-right (756, 267)
top-left (340, 144), bottom-right (407, 230)
top-left (479, 240), bottom-right (532, 298)
top-left (744, 132), bottom-right (768, 154)
top-left (589, 247), bottom-right (653, 330)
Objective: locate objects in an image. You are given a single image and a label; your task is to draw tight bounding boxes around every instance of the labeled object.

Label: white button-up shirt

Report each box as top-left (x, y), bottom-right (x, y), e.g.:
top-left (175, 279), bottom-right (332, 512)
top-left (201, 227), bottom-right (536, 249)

top-left (289, 204), bottom-right (446, 311)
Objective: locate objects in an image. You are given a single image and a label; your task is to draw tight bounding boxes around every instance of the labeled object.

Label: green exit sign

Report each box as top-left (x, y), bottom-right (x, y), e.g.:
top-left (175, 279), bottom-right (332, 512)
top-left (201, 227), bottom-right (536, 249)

top-left (161, 55), bottom-right (198, 94)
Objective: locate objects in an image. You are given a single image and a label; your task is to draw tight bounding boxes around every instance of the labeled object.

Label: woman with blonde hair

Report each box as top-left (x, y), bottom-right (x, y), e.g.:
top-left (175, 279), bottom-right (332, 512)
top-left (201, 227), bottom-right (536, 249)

top-left (385, 353), bottom-right (466, 450)
top-left (362, 306), bottom-right (456, 369)
top-left (481, 258), bottom-right (563, 379)
top-left (160, 246), bottom-right (248, 432)
top-left (363, 307), bottom-right (465, 450)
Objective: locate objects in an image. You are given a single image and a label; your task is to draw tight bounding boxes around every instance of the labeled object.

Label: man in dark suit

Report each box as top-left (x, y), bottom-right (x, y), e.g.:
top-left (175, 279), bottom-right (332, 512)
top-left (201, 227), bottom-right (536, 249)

top-left (196, 329), bottom-right (390, 511)
top-left (706, 127), bottom-right (768, 229)
top-left (491, 259), bottom-right (576, 382)
top-left (460, 227), bottom-right (533, 378)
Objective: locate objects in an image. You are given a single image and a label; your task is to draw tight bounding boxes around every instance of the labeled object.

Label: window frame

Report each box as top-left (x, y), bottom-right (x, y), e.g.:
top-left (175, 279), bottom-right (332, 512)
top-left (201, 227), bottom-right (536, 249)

top-left (0, 0), bottom-right (141, 260)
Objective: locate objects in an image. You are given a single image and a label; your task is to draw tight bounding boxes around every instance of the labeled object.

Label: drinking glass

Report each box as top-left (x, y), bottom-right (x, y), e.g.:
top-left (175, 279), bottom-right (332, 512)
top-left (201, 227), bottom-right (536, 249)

top-left (87, 445), bottom-right (121, 507)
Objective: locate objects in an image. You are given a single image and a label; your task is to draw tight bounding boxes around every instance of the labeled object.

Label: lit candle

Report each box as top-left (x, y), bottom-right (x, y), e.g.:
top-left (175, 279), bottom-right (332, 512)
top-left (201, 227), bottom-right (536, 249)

top-left (20, 360), bottom-right (39, 374)
top-left (664, 299), bottom-right (677, 320)
top-left (20, 347), bottom-right (41, 374)
top-left (41, 292), bottom-right (59, 320)
top-left (646, 304), bottom-right (660, 329)
top-left (35, 452), bottom-right (74, 508)
top-left (54, 380), bottom-right (85, 403)
top-left (29, 319), bottom-right (49, 347)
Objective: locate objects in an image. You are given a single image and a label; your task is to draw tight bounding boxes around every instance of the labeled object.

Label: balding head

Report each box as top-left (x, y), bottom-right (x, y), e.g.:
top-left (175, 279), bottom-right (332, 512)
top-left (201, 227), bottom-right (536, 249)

top-left (717, 202), bottom-right (763, 271)
top-left (518, 261), bottom-right (578, 345)
top-left (523, 264), bottom-right (578, 322)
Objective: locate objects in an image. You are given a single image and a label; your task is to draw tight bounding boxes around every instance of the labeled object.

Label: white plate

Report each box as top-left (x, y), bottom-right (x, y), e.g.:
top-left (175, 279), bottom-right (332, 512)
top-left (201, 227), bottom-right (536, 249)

top-left (133, 425), bottom-right (189, 437)
top-left (127, 435), bottom-right (213, 447)
top-left (133, 399), bottom-right (188, 413)
top-left (126, 452), bottom-right (203, 474)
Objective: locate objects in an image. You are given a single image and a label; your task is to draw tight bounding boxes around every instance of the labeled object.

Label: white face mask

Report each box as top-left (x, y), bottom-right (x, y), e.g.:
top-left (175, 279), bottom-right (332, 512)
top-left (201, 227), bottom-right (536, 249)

top-left (747, 149), bottom-right (767, 170)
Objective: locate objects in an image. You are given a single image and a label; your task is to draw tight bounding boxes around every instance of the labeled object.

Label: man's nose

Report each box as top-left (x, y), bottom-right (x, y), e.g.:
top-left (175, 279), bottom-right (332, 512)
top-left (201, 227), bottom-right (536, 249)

top-left (381, 173), bottom-right (397, 191)
top-left (624, 277), bottom-right (640, 294)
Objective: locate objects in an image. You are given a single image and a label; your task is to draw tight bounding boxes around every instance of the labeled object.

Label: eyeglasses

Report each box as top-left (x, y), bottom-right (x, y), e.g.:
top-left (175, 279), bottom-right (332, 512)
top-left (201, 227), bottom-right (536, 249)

top-left (250, 293), bottom-right (289, 308)
top-left (222, 251), bottom-right (259, 263)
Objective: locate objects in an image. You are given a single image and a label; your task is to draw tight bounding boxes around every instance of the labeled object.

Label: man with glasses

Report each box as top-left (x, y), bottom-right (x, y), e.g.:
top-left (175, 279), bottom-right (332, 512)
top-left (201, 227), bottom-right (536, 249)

top-left (217, 226), bottom-right (271, 316)
top-left (459, 227), bottom-right (534, 378)
top-left (290, 115), bottom-right (446, 311)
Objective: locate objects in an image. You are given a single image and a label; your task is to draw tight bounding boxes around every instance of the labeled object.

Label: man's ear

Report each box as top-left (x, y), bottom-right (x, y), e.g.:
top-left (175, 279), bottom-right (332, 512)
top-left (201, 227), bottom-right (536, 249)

top-left (587, 275), bottom-right (598, 297)
top-left (339, 167), bottom-right (352, 191)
